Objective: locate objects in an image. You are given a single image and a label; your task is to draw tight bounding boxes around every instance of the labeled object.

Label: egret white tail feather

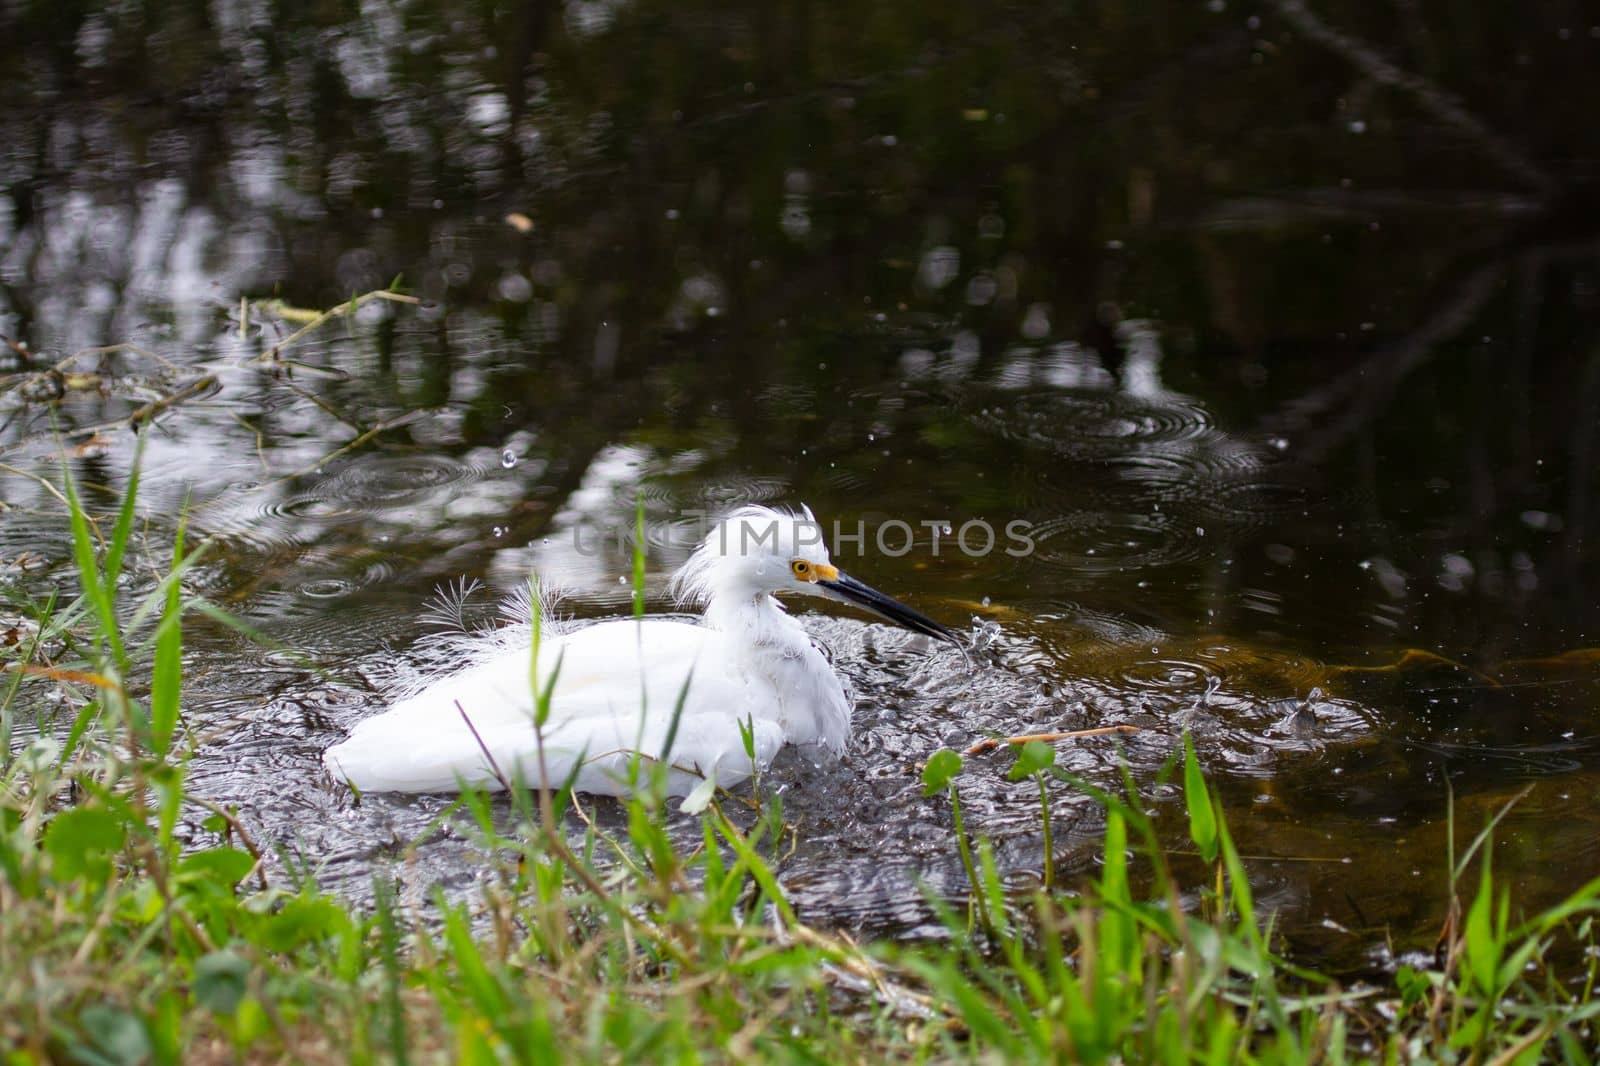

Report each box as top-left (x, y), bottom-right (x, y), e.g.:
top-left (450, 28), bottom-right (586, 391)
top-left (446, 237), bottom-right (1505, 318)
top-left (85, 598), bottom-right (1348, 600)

top-left (323, 505), bottom-right (957, 796)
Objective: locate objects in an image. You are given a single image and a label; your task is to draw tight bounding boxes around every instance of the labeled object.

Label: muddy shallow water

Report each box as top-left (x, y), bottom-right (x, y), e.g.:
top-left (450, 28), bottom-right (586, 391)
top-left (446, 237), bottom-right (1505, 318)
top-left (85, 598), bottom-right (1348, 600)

top-left (3, 0), bottom-right (1598, 977)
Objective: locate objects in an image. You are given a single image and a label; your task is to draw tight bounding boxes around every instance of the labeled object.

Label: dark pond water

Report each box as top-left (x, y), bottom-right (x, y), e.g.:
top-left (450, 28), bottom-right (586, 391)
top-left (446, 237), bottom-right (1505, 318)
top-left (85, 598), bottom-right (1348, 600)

top-left (3, 1), bottom-right (1599, 976)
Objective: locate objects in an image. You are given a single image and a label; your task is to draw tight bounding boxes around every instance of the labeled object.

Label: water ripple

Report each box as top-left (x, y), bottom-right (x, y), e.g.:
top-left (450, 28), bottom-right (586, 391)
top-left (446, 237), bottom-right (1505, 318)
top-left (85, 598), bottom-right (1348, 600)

top-left (697, 474), bottom-right (791, 506)
top-left (967, 389), bottom-right (1215, 458)
top-left (1027, 509), bottom-right (1204, 571)
top-left (282, 455), bottom-right (480, 518)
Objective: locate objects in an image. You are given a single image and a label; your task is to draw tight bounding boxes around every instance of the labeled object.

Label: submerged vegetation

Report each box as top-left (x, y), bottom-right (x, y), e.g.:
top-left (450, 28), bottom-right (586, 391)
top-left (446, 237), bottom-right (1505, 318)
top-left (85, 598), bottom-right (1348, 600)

top-left (1, 453), bottom-right (1596, 1063)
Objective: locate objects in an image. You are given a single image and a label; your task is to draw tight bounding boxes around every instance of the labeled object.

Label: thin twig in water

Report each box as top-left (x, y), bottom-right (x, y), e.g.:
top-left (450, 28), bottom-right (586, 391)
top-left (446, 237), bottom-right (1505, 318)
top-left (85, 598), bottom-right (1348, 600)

top-left (1, 342), bottom-right (185, 401)
top-left (47, 375), bottom-right (220, 445)
top-left (258, 411), bottom-right (426, 487)
top-left (121, 375), bottom-right (218, 432)
top-left (963, 724), bottom-right (1142, 756)
top-left (1267, 0), bottom-right (1554, 196)
top-left (454, 699), bottom-right (513, 793)
top-left (251, 290), bottom-right (419, 366)
top-left (281, 379), bottom-right (365, 432)
top-left (189, 796), bottom-right (271, 892)
top-left (71, 342), bottom-right (187, 376)
top-left (227, 412), bottom-right (271, 474)
top-left (0, 463), bottom-right (69, 508)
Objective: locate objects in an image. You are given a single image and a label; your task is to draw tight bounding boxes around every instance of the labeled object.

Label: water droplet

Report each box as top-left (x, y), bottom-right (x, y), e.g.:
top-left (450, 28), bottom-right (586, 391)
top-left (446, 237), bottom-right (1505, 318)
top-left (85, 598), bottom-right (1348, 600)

top-left (501, 449), bottom-right (519, 468)
top-left (492, 526), bottom-right (508, 537)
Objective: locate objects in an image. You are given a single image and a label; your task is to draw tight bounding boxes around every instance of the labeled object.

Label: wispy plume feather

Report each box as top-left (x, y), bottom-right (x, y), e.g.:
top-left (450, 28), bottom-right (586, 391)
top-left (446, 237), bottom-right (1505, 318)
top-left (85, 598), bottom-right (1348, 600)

top-left (381, 575), bottom-right (573, 700)
top-left (669, 504), bottom-right (826, 606)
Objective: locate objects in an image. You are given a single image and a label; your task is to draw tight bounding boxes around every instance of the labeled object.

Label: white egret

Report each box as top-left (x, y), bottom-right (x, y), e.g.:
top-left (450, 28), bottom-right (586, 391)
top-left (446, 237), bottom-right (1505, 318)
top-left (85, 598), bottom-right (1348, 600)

top-left (323, 505), bottom-right (957, 796)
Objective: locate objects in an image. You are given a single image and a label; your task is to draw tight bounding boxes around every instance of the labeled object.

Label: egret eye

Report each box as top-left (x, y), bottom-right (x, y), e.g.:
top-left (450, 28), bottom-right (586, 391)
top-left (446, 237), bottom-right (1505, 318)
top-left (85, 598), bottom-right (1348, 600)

top-left (791, 559), bottom-right (811, 579)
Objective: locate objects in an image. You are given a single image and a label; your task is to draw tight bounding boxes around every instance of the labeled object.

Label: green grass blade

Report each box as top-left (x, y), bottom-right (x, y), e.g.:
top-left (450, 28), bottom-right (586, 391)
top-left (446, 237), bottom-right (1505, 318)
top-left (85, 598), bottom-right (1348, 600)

top-left (632, 496), bottom-right (646, 621)
top-left (186, 599), bottom-right (321, 673)
top-left (149, 511), bottom-right (186, 757)
top-left (537, 648), bottom-right (565, 730)
top-left (103, 434), bottom-right (146, 589)
top-left (714, 810), bottom-right (796, 926)
top-left (657, 668), bottom-right (693, 763)
top-left (372, 879), bottom-right (412, 1066)
top-left (1100, 805), bottom-right (1135, 974)
top-left (61, 455), bottom-right (125, 670)
top-left (121, 536), bottom-right (212, 642)
top-left (1183, 733), bottom-right (1217, 864)
top-left (1465, 845), bottom-right (1499, 996)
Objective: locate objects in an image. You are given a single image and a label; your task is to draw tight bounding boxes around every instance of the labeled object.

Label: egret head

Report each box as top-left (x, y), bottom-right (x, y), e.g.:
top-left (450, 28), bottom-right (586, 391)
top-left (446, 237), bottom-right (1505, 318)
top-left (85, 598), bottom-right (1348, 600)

top-left (673, 505), bottom-right (958, 643)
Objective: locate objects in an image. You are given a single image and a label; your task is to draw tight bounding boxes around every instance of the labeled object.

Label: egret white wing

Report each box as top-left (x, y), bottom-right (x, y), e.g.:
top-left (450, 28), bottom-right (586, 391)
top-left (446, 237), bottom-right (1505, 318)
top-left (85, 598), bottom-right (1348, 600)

top-left (324, 619), bottom-right (782, 795)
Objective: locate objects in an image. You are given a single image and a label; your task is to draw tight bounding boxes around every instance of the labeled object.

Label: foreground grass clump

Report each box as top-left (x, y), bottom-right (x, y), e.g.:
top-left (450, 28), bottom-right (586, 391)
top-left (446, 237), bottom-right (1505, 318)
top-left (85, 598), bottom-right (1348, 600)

top-left (0, 461), bottom-right (1597, 1063)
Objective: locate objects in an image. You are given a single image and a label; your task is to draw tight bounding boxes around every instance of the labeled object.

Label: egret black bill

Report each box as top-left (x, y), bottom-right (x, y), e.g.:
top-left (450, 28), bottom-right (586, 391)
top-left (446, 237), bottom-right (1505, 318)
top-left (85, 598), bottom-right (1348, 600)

top-left (817, 571), bottom-right (959, 645)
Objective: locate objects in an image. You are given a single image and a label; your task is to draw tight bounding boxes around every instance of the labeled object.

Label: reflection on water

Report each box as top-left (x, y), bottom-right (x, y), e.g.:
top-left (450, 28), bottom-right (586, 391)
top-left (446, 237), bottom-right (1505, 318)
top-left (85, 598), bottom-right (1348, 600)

top-left (3, 0), bottom-right (1599, 977)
